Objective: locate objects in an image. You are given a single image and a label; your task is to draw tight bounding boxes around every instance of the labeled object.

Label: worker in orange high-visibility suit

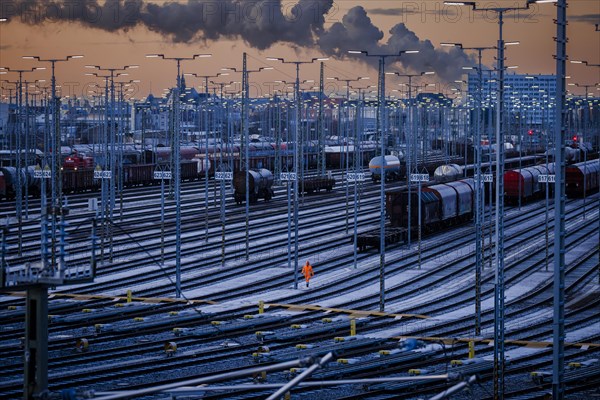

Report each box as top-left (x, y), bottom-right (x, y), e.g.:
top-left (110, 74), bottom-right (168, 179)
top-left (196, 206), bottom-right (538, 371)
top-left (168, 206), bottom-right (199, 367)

top-left (301, 261), bottom-right (314, 288)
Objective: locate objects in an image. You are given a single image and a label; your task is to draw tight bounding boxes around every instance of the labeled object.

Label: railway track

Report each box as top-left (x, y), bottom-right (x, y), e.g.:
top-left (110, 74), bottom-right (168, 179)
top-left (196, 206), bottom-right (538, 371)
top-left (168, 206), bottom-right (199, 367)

top-left (0, 173), bottom-right (598, 399)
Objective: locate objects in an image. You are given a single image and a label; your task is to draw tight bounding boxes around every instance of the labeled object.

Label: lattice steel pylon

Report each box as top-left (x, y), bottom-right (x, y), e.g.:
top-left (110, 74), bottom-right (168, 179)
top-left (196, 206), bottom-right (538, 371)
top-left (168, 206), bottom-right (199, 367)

top-left (553, 0), bottom-right (567, 397)
top-left (318, 62), bottom-right (326, 177)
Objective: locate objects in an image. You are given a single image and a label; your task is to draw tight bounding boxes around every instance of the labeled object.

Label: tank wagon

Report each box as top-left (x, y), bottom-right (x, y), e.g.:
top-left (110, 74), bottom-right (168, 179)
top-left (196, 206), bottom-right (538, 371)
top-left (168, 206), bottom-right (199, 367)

top-left (434, 164), bottom-right (464, 183)
top-left (369, 155), bottom-right (403, 182)
top-left (0, 167), bottom-right (37, 199)
top-left (233, 169), bottom-right (274, 204)
top-left (368, 153), bottom-right (467, 183)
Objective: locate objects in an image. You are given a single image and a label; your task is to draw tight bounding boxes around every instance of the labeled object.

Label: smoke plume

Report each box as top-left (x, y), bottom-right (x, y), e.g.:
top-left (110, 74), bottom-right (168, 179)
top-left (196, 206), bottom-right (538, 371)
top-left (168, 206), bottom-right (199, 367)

top-left (1, 0), bottom-right (472, 80)
top-left (319, 6), bottom-right (474, 81)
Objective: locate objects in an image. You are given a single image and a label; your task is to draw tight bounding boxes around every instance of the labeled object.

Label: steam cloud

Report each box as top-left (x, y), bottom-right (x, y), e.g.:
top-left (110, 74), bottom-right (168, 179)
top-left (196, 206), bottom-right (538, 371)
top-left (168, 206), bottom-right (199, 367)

top-left (1, 0), bottom-right (473, 80)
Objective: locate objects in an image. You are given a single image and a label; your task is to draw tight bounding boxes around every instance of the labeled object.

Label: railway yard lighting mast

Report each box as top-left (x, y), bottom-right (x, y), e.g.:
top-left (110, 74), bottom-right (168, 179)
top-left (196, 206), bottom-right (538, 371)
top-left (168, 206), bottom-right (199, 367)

top-left (113, 79), bottom-right (140, 221)
top-left (222, 59), bottom-right (273, 261)
top-left (266, 56), bottom-right (328, 289)
top-left (22, 54), bottom-right (83, 273)
top-left (327, 75), bottom-right (370, 234)
top-left (85, 64), bottom-right (139, 263)
top-left (390, 73), bottom-right (435, 275)
top-left (0, 66), bottom-right (45, 256)
top-left (211, 79), bottom-right (236, 267)
top-left (539, 78), bottom-right (553, 273)
top-left (184, 72), bottom-right (230, 243)
top-left (273, 76), bottom-right (345, 273)
top-left (347, 49), bottom-right (419, 312)
top-left (348, 84), bottom-right (374, 270)
top-left (23, 79), bottom-right (46, 216)
top-left (546, 1), bottom-right (567, 398)
top-left (266, 85), bottom-right (287, 184)
top-left (444, 1), bottom-right (541, 397)
top-left (317, 64), bottom-right (325, 178)
top-left (274, 83), bottom-right (296, 268)
top-left (146, 53), bottom-right (212, 298)
top-left (443, 43), bottom-right (495, 337)
top-left (85, 72), bottom-right (115, 264)
top-left (523, 0), bottom-right (570, 397)
top-left (19, 53), bottom-right (88, 400)
top-left (480, 69), bottom-right (497, 273)
top-left (385, 71), bottom-right (435, 249)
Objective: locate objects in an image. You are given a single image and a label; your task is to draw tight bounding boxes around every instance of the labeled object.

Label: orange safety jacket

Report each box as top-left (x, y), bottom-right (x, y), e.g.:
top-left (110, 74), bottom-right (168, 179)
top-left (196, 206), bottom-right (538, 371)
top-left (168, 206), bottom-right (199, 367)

top-left (302, 263), bottom-right (314, 282)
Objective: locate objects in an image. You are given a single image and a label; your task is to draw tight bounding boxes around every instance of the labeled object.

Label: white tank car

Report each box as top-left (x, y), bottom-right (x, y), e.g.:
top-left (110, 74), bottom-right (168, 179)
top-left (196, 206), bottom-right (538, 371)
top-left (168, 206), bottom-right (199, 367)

top-left (369, 155), bottom-right (401, 181)
top-left (434, 164), bottom-right (464, 183)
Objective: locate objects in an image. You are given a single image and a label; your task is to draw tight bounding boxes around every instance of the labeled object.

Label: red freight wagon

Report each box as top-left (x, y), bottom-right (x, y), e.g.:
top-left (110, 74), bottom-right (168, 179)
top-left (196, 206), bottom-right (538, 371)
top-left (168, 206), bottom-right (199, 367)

top-left (566, 160), bottom-right (600, 198)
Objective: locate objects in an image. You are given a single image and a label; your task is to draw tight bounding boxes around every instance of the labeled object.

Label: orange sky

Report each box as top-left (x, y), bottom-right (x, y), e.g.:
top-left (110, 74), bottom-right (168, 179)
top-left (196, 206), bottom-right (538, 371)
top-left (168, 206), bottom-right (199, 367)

top-left (1, 0), bottom-right (599, 100)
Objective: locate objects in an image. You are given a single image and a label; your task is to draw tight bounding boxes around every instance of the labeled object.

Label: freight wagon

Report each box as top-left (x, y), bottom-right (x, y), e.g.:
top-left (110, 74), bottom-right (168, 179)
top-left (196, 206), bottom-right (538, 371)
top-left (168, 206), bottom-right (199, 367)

top-left (386, 179), bottom-right (475, 233)
top-left (504, 164), bottom-right (555, 205)
top-left (233, 169), bottom-right (275, 204)
top-left (566, 160), bottom-right (600, 198)
top-left (356, 178), bottom-right (476, 252)
top-left (300, 175), bottom-right (336, 194)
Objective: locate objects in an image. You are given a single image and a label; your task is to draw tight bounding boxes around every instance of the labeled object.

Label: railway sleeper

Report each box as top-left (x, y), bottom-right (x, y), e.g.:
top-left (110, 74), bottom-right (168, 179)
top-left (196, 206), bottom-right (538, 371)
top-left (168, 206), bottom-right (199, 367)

top-left (267, 319), bottom-right (370, 342)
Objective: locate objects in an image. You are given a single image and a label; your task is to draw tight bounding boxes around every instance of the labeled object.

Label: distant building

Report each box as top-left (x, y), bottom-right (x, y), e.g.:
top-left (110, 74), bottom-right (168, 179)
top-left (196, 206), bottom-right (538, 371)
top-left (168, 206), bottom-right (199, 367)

top-left (467, 71), bottom-right (557, 127)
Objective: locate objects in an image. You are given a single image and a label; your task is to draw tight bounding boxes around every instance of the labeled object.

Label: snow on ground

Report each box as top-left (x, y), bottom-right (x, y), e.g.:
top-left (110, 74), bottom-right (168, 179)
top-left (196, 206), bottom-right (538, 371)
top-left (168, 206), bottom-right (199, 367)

top-left (482, 325), bottom-right (600, 362)
top-left (32, 244), bottom-right (597, 333)
top-left (3, 196), bottom-right (597, 334)
top-left (366, 271), bottom-right (551, 339)
top-left (363, 220), bottom-right (599, 338)
top-left (312, 265), bottom-right (420, 307)
top-left (64, 206), bottom-right (381, 299)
